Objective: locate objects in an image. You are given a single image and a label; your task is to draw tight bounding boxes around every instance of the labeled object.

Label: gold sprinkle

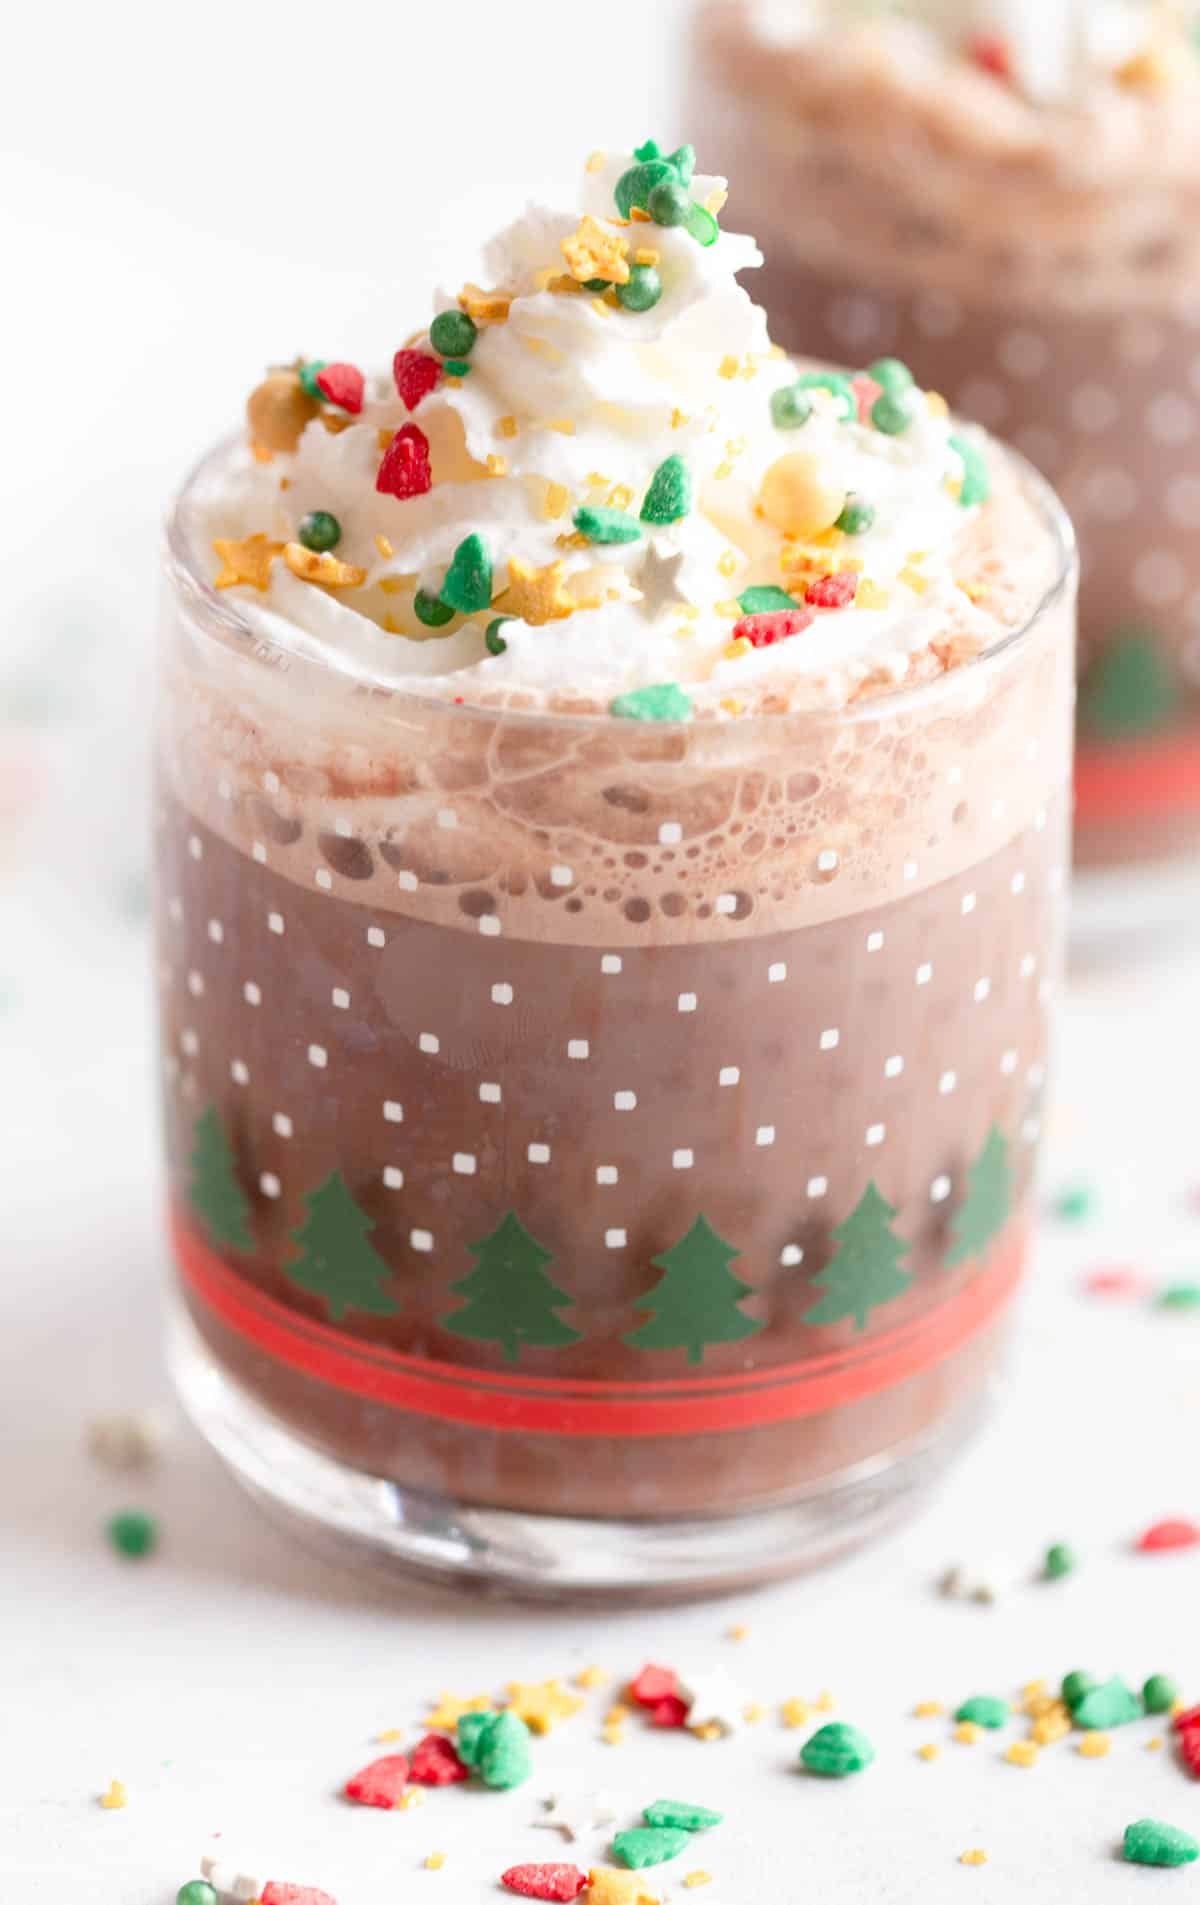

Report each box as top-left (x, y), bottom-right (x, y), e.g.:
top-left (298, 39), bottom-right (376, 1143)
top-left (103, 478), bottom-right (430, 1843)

top-left (945, 475), bottom-right (964, 501)
top-left (99, 1778), bottom-right (127, 1810)
top-left (1031, 1709), bottom-right (1072, 1746)
top-left (705, 188), bottom-right (728, 215)
top-left (586, 149), bottom-right (607, 173)
top-left (739, 358), bottom-right (759, 381)
top-left (543, 417), bottom-right (577, 436)
top-left (671, 408), bottom-right (689, 429)
top-left (855, 578), bottom-right (890, 611)
top-left (320, 412), bottom-right (354, 435)
top-left (715, 598), bottom-right (741, 619)
top-left (683, 1874), bottom-right (712, 1890)
top-left (1006, 1740), bottom-right (1039, 1769)
top-left (899, 565), bottom-right (930, 595)
top-left (507, 1679), bottom-right (586, 1734)
top-left (541, 481), bottom-right (571, 521)
top-left (906, 549), bottom-right (930, 564)
top-left (496, 415), bottom-right (519, 440)
top-left (374, 534), bottom-right (394, 560)
top-left (1148, 1736), bottom-right (1164, 1751)
top-left (913, 1700), bottom-right (944, 1718)
top-left (424, 1851), bottom-right (446, 1870)
top-left (691, 1722), bottom-right (723, 1743)
top-left (814, 1691), bottom-right (835, 1713)
top-left (1117, 44), bottom-right (1174, 91)
top-left (458, 282), bottom-right (512, 324)
top-left (575, 1665), bottom-right (608, 1690)
top-left (601, 1723), bottom-right (626, 1746)
top-left (486, 453), bottom-right (509, 477)
top-left (1078, 1733), bottom-right (1111, 1759)
top-left (607, 483), bottom-right (634, 511)
top-left (382, 613), bottom-right (402, 634)
top-left (426, 1692), bottom-right (493, 1730)
top-left (521, 335), bottom-right (568, 366)
top-left (375, 1727), bottom-right (404, 1743)
top-left (717, 550), bottom-right (739, 578)
top-left (955, 1722), bottom-right (982, 1746)
top-left (400, 1788), bottom-right (425, 1810)
top-left (743, 1702), bottom-right (765, 1724)
top-left (722, 638), bottom-right (750, 662)
top-left (378, 426), bottom-right (396, 451)
top-left (605, 1703), bottom-right (630, 1727)
top-left (719, 697), bottom-right (744, 716)
top-left (958, 578), bottom-right (989, 603)
top-left (251, 443), bottom-right (274, 464)
top-left (586, 470), bottom-right (612, 488)
top-left (562, 214), bottom-right (630, 286)
top-left (630, 206), bottom-right (653, 223)
top-left (925, 390), bottom-right (950, 418)
top-left (724, 436), bottom-right (746, 458)
top-left (212, 533), bottom-right (284, 592)
top-left (634, 246), bottom-right (660, 267)
top-left (960, 1850), bottom-right (988, 1867)
top-left (283, 543), bottom-right (368, 590)
top-left (713, 460), bottom-right (734, 480)
top-left (718, 355), bottom-right (740, 380)
top-left (780, 1697), bottom-right (809, 1729)
top-left (378, 576), bottom-right (407, 595)
top-left (917, 1744), bottom-right (941, 1762)
top-left (728, 1623), bottom-right (749, 1641)
top-left (592, 297), bottom-right (612, 318)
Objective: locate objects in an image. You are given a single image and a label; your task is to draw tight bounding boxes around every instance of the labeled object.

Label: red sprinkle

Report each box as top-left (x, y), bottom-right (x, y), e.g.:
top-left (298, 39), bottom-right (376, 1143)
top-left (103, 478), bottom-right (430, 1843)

top-left (850, 375), bottom-right (883, 424)
top-left (409, 1732), bottom-right (470, 1785)
top-left (343, 1753), bottom-right (409, 1808)
top-left (393, 348), bottom-right (442, 412)
top-left (1180, 1727), bottom-right (1200, 1778)
top-left (650, 1694), bottom-right (690, 1729)
top-left (731, 607), bottom-right (815, 649)
top-left (629, 1664), bottom-right (678, 1708)
top-left (806, 570), bottom-right (859, 610)
top-left (376, 423), bottom-right (432, 500)
top-left (1137, 1519), bottom-right (1200, 1553)
top-left (967, 31), bottom-right (1013, 81)
top-left (1172, 1706), bottom-right (1200, 1733)
top-left (314, 362), bottom-right (365, 414)
top-left (1082, 1266), bottom-right (1148, 1298)
top-left (501, 1864), bottom-right (588, 1900)
top-left (261, 1887), bottom-right (338, 1905)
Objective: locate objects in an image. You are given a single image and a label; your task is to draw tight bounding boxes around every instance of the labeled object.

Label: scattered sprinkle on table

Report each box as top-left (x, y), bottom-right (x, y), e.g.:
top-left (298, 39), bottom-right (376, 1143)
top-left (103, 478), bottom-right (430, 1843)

top-left (954, 1723), bottom-right (982, 1746)
top-left (575, 1667), bottom-right (609, 1690)
top-left (1137, 1517), bottom-right (1200, 1553)
top-left (800, 1722), bottom-right (874, 1776)
top-left (1158, 1282), bottom-right (1200, 1310)
top-left (959, 1849), bottom-right (988, 1867)
top-left (1078, 1733), bottom-right (1111, 1758)
top-left (780, 1698), bottom-right (809, 1728)
top-left (682, 1874), bottom-right (712, 1889)
top-left (955, 1696), bottom-right (1009, 1729)
top-left (917, 1744), bottom-right (941, 1762)
top-left (1143, 1674), bottom-right (1179, 1714)
top-left (913, 1700), bottom-right (944, 1718)
top-left (175, 1884), bottom-right (218, 1905)
top-left (426, 1691), bottom-right (492, 1730)
top-left (423, 1852), bottom-right (445, 1872)
top-left (1052, 1184), bottom-right (1095, 1223)
top-left (1073, 1678), bottom-right (1142, 1730)
top-left (106, 1510), bottom-right (158, 1559)
top-left (1043, 1542), bottom-right (1076, 1580)
top-left (643, 1799), bottom-right (723, 1832)
top-left (1005, 1741), bottom-right (1039, 1768)
top-left (507, 1680), bottom-right (586, 1734)
top-left (1124, 1820), bottom-right (1200, 1868)
top-left (587, 1868), bottom-right (661, 1905)
top-left (99, 1778), bottom-right (127, 1809)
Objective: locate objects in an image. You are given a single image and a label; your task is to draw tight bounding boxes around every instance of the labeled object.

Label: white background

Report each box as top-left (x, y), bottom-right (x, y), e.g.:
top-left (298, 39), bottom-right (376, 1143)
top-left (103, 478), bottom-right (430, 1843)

top-left (4, 3), bottom-right (1200, 1900)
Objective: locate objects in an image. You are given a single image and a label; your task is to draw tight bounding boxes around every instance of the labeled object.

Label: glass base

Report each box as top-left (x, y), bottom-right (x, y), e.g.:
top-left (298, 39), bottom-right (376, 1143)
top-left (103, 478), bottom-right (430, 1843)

top-left (168, 1297), bottom-right (994, 1603)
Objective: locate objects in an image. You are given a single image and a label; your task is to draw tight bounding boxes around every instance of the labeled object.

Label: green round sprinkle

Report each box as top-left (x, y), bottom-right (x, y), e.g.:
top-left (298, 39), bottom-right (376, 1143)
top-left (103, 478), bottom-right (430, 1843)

top-left (800, 1721), bottom-right (875, 1777)
top-left (872, 391), bottom-right (914, 436)
top-left (107, 1510), bottom-right (158, 1559)
top-left (770, 385), bottom-right (813, 431)
top-left (796, 372), bottom-right (856, 421)
top-left (441, 359), bottom-right (472, 379)
top-left (440, 532), bottom-right (493, 614)
top-left (475, 1710), bottom-right (532, 1790)
top-left (738, 585), bottom-right (798, 615)
top-left (643, 1799), bottom-right (723, 1832)
top-left (866, 357), bottom-right (914, 392)
top-left (647, 179), bottom-right (690, 227)
top-left (1043, 1542), bottom-right (1077, 1581)
top-left (430, 310), bottom-right (478, 358)
top-left (610, 682), bottom-right (693, 722)
top-left (615, 158), bottom-right (676, 219)
top-left (176, 1884), bottom-right (219, 1905)
top-left (484, 616), bottom-right (512, 656)
top-left (1074, 1678), bottom-right (1142, 1730)
top-left (1143, 1674), bottom-right (1179, 1714)
top-left (297, 510), bottom-right (341, 553)
top-left (297, 360), bottom-right (327, 401)
top-left (1158, 1282), bottom-right (1200, 1310)
top-left (1053, 1184), bottom-right (1094, 1223)
top-left (954, 1695), bottom-right (1009, 1730)
top-left (573, 504), bottom-right (643, 545)
top-left (683, 200), bottom-right (720, 247)
top-left (836, 494), bottom-right (875, 535)
top-left (949, 431), bottom-right (991, 507)
top-left (1061, 1670), bottom-right (1098, 1709)
top-left (640, 453), bottom-right (692, 525)
top-left (1124, 1819), bottom-right (1200, 1869)
top-left (612, 1827), bottom-right (691, 1870)
top-left (414, 589), bottom-right (455, 628)
top-left (617, 264), bottom-right (662, 313)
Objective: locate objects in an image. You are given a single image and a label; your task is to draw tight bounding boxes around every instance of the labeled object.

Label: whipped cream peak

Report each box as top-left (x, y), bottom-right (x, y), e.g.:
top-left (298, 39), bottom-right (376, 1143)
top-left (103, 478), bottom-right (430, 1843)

top-left (195, 143), bottom-right (1007, 718)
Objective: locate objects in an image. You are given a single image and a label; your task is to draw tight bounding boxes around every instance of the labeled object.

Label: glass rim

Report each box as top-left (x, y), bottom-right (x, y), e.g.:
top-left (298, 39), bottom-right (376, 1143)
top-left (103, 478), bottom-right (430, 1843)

top-left (164, 428), bottom-right (1078, 736)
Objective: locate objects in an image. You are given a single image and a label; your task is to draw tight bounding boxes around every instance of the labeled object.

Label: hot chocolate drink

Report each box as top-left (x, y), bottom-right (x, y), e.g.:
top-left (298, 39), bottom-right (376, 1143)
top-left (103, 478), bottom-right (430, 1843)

top-left (156, 141), bottom-right (1074, 1594)
top-left (691, 0), bottom-right (1200, 895)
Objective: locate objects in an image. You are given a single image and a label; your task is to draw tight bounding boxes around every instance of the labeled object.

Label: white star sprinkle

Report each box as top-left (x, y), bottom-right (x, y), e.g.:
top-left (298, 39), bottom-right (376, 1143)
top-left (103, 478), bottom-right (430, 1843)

top-left (536, 1789), bottom-right (620, 1840)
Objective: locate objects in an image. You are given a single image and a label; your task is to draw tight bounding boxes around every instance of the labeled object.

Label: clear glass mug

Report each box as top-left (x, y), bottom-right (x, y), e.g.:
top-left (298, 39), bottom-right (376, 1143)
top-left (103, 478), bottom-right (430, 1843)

top-left (690, 0), bottom-right (1200, 933)
top-left (156, 435), bottom-right (1075, 1600)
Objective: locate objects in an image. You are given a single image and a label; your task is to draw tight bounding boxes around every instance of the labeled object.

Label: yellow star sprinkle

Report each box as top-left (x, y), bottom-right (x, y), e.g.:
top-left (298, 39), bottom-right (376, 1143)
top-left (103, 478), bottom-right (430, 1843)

top-left (780, 1697), bottom-right (809, 1729)
top-left (425, 1691), bottom-right (493, 1731)
top-left (99, 1778), bottom-right (127, 1810)
top-left (562, 215), bottom-right (630, 286)
top-left (506, 1679), bottom-right (585, 1735)
top-left (212, 534), bottom-right (283, 591)
top-left (458, 282), bottom-right (512, 324)
top-left (588, 1870), bottom-right (661, 1905)
top-left (500, 558), bottom-right (578, 625)
top-left (607, 483), bottom-right (634, 510)
top-left (671, 408), bottom-right (689, 429)
top-left (283, 544), bottom-right (367, 589)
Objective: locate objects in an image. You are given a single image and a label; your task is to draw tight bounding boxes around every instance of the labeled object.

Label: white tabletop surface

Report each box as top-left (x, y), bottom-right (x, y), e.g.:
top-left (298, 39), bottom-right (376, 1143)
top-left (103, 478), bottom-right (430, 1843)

top-left (5, 850), bottom-right (1200, 1904)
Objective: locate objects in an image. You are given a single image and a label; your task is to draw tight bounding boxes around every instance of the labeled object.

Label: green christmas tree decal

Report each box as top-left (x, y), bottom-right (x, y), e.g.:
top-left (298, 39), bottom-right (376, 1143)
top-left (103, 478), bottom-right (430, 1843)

top-left (1079, 627), bottom-right (1178, 740)
top-left (189, 1105), bottom-right (254, 1253)
top-left (440, 1211), bottom-right (580, 1362)
top-left (945, 1124), bottom-right (1012, 1268)
top-left (284, 1171), bottom-right (399, 1322)
top-left (624, 1215), bottom-right (763, 1365)
top-left (802, 1182), bottom-right (912, 1333)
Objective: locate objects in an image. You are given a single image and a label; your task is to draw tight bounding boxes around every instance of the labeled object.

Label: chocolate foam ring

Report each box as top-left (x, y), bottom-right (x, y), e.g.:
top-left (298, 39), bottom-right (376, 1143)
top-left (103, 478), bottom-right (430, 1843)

top-left (1075, 732), bottom-right (1200, 826)
top-left (173, 1211), bottom-right (1026, 1438)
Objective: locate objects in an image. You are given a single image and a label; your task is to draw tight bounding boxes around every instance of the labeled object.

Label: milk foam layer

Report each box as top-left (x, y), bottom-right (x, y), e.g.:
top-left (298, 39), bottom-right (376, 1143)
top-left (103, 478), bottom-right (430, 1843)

top-left (190, 147), bottom-right (1025, 715)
